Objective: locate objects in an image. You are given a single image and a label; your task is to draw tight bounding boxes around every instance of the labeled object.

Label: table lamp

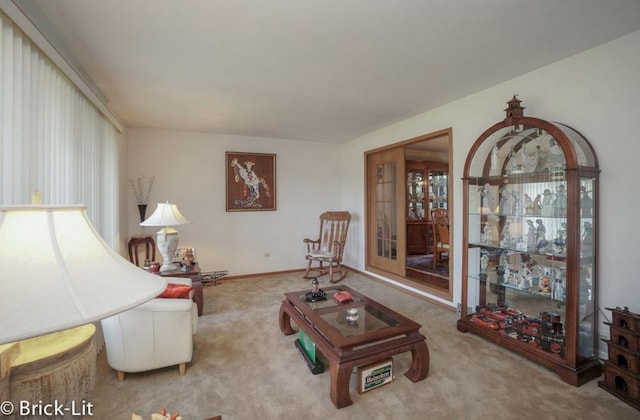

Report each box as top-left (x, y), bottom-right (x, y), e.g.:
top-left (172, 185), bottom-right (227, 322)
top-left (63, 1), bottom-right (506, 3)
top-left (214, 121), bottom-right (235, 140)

top-left (140, 201), bottom-right (191, 273)
top-left (0, 205), bottom-right (167, 345)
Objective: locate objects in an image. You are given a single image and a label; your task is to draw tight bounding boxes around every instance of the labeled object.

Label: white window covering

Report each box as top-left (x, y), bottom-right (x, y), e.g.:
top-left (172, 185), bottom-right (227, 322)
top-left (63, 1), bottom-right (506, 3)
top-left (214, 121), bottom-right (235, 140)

top-left (0, 12), bottom-right (118, 246)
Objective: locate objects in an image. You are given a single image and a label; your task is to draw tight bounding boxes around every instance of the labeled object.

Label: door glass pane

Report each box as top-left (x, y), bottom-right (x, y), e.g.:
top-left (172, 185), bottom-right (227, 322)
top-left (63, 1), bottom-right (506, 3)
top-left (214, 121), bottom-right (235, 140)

top-left (578, 176), bottom-right (595, 358)
top-left (376, 162), bottom-right (397, 260)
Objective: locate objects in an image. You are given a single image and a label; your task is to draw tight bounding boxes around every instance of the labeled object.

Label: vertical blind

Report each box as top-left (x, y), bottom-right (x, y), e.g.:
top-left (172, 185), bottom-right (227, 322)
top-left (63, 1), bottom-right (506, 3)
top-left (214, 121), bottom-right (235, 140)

top-left (0, 12), bottom-right (118, 246)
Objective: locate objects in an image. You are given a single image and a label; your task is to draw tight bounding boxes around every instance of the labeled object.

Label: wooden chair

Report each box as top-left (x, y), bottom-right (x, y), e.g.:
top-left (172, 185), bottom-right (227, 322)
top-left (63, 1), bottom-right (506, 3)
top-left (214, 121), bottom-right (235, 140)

top-left (128, 235), bottom-right (156, 267)
top-left (431, 208), bottom-right (449, 270)
top-left (304, 211), bottom-right (351, 283)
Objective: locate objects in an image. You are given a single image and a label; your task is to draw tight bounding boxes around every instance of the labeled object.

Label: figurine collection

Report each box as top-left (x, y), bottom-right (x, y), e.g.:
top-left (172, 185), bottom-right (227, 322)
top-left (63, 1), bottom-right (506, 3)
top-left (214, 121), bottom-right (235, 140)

top-left (478, 181), bottom-right (593, 258)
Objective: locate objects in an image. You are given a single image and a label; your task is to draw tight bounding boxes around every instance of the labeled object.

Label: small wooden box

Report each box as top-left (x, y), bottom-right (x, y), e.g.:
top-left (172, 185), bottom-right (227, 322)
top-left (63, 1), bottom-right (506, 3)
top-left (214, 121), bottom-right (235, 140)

top-left (599, 306), bottom-right (640, 411)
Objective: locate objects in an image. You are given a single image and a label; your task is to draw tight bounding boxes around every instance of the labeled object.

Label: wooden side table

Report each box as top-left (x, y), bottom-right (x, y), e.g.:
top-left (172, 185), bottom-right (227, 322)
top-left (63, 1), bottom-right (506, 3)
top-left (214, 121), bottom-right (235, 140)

top-left (128, 235), bottom-right (155, 267)
top-left (155, 263), bottom-right (203, 316)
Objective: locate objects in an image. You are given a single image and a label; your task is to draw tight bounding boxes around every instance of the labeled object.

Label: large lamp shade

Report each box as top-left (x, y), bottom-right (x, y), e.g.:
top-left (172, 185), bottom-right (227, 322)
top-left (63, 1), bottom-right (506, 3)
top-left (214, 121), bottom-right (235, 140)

top-left (0, 205), bottom-right (167, 344)
top-left (140, 202), bottom-right (191, 227)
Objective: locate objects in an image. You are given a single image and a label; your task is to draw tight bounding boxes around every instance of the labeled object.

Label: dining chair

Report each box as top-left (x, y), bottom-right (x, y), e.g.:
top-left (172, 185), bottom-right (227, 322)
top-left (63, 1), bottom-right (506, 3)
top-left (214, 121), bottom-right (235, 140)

top-left (431, 208), bottom-right (449, 270)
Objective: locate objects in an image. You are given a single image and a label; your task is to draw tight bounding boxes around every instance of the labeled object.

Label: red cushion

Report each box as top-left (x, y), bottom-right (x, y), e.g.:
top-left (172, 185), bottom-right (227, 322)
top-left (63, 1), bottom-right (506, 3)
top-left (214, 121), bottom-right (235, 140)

top-left (158, 283), bottom-right (192, 299)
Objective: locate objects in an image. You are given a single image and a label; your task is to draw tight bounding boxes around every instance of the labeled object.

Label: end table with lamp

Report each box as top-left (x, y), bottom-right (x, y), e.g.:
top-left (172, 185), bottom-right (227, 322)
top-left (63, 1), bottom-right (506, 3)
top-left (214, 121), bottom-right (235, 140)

top-left (140, 202), bottom-right (204, 315)
top-left (140, 201), bottom-right (191, 273)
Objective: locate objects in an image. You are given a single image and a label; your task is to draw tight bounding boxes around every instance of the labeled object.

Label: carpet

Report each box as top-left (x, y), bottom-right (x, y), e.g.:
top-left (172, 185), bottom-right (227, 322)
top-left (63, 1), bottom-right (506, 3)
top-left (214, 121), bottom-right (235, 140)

top-left (406, 254), bottom-right (449, 278)
top-left (84, 271), bottom-right (637, 420)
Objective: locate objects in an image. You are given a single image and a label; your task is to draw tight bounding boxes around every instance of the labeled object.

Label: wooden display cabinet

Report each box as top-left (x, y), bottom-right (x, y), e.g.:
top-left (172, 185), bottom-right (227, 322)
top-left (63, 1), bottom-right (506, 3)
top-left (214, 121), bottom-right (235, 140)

top-left (457, 96), bottom-right (601, 386)
top-left (406, 160), bottom-right (448, 254)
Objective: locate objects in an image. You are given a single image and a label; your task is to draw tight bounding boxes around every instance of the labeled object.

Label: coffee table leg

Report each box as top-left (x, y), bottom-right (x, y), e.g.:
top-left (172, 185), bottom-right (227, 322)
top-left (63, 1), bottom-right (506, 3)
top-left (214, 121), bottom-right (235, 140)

top-left (404, 340), bottom-right (430, 382)
top-left (279, 303), bottom-right (296, 336)
top-left (329, 360), bottom-right (353, 409)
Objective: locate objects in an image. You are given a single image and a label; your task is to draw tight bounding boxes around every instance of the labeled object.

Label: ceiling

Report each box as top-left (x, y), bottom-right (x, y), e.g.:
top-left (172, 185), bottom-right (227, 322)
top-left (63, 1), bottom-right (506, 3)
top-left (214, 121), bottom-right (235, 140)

top-left (13, 0), bottom-right (640, 143)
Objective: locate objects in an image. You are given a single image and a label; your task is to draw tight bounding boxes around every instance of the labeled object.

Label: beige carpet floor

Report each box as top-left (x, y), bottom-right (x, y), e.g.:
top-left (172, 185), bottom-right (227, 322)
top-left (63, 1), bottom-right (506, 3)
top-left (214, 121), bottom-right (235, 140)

top-left (86, 271), bottom-right (638, 419)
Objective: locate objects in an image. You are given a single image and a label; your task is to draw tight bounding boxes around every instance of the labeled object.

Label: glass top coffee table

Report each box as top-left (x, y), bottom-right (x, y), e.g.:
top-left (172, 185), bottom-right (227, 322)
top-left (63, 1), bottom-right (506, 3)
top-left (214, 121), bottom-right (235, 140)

top-left (279, 285), bottom-right (430, 408)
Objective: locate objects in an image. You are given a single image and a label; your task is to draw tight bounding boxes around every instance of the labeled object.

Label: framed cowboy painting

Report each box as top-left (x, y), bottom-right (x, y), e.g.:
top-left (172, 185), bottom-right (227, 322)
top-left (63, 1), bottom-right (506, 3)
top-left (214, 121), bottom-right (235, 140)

top-left (225, 152), bottom-right (276, 211)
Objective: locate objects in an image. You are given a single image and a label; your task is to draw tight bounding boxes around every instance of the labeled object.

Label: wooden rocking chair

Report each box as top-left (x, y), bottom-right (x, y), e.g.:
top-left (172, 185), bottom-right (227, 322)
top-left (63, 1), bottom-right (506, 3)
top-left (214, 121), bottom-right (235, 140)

top-left (303, 211), bottom-right (351, 283)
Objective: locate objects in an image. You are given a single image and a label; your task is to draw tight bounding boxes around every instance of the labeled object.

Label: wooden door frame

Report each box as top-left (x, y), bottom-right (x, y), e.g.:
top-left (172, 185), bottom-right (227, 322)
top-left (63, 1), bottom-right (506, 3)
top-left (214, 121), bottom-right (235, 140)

top-left (364, 128), bottom-right (453, 302)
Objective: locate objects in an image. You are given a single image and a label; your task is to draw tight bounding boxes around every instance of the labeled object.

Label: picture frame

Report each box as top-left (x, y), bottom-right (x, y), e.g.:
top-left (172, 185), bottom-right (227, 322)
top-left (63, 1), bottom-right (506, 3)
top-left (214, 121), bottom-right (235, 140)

top-left (357, 358), bottom-right (394, 394)
top-left (225, 152), bottom-right (276, 211)
top-left (172, 247), bottom-right (196, 263)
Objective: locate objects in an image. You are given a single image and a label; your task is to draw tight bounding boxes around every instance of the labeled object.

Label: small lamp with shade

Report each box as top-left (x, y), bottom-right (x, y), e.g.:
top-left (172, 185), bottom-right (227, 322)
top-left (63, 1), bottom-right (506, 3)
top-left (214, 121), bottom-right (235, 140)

top-left (140, 201), bottom-right (191, 273)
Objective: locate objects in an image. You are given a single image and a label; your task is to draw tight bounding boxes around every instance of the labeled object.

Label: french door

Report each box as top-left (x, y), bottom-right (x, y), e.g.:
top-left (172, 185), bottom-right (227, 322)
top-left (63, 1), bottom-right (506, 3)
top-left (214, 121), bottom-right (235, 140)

top-left (366, 146), bottom-right (405, 276)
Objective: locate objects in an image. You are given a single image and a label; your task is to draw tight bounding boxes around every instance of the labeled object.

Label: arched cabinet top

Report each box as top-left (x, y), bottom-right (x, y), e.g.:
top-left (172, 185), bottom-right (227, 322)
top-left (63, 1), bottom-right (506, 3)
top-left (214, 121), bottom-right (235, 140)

top-left (464, 96), bottom-right (598, 179)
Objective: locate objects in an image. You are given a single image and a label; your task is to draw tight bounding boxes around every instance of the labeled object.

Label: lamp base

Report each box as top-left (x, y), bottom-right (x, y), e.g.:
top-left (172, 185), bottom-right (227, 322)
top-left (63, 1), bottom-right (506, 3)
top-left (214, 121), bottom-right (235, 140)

top-left (156, 228), bottom-right (179, 273)
top-left (159, 262), bottom-right (179, 273)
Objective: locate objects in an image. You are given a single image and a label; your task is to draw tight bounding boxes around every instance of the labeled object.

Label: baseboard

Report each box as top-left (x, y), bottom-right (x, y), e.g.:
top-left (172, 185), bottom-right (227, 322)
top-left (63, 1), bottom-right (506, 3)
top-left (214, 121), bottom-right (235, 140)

top-left (218, 266), bottom-right (457, 313)
top-left (217, 268), bottom-right (306, 281)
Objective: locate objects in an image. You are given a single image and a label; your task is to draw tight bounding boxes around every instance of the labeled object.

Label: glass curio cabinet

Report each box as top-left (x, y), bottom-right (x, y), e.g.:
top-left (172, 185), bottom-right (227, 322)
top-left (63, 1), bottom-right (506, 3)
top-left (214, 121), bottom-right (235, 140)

top-left (407, 161), bottom-right (448, 254)
top-left (407, 163), bottom-right (427, 223)
top-left (457, 96), bottom-right (601, 386)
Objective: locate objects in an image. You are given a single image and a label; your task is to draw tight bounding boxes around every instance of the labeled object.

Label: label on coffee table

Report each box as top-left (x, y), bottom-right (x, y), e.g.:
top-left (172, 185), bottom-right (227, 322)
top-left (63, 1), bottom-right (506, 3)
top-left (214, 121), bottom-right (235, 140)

top-left (358, 359), bottom-right (394, 393)
top-left (299, 330), bottom-right (316, 362)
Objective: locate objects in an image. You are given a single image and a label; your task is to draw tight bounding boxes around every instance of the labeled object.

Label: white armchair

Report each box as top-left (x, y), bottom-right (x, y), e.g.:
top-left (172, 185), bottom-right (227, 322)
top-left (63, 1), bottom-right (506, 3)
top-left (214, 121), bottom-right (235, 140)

top-left (101, 277), bottom-right (197, 381)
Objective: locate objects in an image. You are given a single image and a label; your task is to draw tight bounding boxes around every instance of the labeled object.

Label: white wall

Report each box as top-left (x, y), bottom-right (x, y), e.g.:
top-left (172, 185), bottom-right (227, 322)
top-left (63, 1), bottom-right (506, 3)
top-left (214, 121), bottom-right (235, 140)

top-left (127, 129), bottom-right (342, 276)
top-left (341, 30), bottom-right (640, 314)
top-left (126, 30), bottom-right (640, 319)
